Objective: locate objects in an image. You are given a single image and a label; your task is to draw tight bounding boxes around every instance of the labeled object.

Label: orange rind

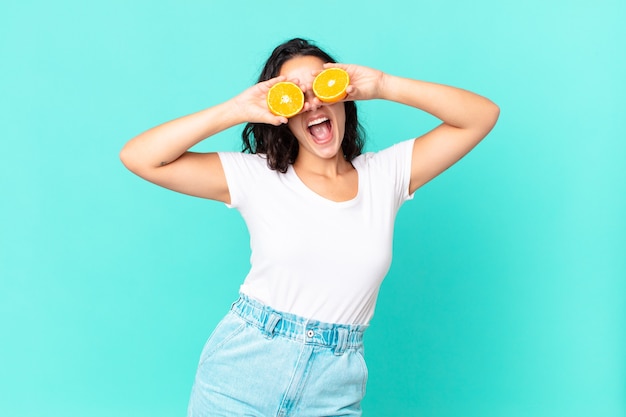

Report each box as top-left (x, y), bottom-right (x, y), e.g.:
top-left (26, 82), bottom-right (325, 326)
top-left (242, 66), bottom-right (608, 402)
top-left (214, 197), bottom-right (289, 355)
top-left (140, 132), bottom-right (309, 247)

top-left (266, 81), bottom-right (305, 118)
top-left (312, 68), bottom-right (350, 103)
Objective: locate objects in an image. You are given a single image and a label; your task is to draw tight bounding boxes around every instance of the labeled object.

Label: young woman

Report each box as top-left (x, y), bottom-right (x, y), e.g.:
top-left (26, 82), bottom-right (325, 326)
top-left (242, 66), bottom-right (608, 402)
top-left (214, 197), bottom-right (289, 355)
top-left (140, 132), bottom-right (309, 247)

top-left (120, 38), bottom-right (499, 417)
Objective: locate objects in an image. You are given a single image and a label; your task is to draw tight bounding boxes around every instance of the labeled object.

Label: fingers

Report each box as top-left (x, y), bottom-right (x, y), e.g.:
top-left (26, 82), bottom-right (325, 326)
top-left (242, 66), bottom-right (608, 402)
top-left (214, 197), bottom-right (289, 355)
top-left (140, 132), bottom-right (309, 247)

top-left (268, 75), bottom-right (287, 84)
top-left (272, 116), bottom-right (289, 125)
top-left (269, 76), bottom-right (318, 111)
top-left (322, 62), bottom-right (349, 70)
top-left (260, 67), bottom-right (350, 121)
top-left (262, 112), bottom-right (289, 126)
top-left (262, 75), bottom-right (287, 91)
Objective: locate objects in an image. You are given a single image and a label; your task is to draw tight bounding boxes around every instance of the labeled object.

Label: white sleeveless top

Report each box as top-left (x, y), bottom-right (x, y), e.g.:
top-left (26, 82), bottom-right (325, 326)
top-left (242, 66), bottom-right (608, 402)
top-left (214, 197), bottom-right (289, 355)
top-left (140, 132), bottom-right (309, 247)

top-left (218, 139), bottom-right (414, 325)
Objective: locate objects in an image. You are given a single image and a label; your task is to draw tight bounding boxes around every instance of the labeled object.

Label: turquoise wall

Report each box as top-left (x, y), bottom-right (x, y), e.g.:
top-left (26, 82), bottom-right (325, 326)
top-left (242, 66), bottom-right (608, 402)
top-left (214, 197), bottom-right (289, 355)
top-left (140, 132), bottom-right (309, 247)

top-left (1, 0), bottom-right (624, 416)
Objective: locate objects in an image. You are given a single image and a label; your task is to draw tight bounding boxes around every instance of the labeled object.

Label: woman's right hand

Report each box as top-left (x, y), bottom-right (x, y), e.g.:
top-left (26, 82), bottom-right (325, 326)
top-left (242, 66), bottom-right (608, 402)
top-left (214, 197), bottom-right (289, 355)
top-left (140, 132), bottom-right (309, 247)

top-left (231, 76), bottom-right (295, 126)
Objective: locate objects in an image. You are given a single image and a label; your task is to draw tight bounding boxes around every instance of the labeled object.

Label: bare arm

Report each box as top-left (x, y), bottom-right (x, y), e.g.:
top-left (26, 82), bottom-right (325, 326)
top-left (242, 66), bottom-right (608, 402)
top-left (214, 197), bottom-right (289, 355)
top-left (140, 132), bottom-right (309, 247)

top-left (381, 76), bottom-right (500, 193)
top-left (326, 64), bottom-right (500, 194)
top-left (119, 77), bottom-right (291, 203)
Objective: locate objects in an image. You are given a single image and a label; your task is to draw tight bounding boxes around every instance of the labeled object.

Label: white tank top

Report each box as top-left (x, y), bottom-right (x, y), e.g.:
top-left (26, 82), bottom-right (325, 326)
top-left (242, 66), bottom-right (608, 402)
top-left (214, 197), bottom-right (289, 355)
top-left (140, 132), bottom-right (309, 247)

top-left (218, 139), bottom-right (414, 325)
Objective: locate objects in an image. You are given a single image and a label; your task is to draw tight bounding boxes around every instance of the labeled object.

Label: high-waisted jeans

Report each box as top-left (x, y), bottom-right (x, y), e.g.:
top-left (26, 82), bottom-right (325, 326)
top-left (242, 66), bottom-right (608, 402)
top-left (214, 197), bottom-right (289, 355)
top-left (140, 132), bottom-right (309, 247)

top-left (188, 293), bottom-right (368, 417)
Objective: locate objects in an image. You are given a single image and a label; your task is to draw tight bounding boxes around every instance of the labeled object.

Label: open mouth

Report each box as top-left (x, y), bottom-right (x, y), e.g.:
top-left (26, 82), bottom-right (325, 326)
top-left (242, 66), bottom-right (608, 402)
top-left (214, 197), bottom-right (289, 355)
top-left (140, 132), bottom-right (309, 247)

top-left (307, 116), bottom-right (332, 143)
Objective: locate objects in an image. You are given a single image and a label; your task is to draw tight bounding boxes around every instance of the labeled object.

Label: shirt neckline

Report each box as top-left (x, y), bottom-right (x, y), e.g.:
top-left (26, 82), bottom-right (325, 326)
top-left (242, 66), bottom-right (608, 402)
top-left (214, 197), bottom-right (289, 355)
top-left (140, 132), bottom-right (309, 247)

top-left (286, 158), bottom-right (364, 207)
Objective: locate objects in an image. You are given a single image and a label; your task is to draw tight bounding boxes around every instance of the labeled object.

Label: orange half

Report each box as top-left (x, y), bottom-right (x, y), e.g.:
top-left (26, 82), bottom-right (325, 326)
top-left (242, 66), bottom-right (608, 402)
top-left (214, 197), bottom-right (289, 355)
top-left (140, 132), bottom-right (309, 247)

top-left (312, 68), bottom-right (350, 103)
top-left (266, 81), bottom-right (304, 118)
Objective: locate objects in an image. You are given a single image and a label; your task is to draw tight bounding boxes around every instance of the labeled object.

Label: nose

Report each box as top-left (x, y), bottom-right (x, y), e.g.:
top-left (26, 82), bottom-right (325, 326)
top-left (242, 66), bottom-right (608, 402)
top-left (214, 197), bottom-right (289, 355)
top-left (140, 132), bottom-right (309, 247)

top-left (303, 89), bottom-right (321, 112)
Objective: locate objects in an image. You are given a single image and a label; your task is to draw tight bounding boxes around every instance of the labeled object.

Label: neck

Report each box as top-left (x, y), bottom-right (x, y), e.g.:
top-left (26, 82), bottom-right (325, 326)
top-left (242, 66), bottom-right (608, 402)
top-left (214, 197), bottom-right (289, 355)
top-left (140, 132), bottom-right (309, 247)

top-left (293, 152), bottom-right (352, 178)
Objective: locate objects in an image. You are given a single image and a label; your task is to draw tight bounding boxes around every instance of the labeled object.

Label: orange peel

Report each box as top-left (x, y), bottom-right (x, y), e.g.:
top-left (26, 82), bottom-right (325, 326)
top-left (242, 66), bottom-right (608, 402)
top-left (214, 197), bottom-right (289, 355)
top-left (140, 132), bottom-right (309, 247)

top-left (266, 81), bottom-right (304, 118)
top-left (312, 68), bottom-right (350, 103)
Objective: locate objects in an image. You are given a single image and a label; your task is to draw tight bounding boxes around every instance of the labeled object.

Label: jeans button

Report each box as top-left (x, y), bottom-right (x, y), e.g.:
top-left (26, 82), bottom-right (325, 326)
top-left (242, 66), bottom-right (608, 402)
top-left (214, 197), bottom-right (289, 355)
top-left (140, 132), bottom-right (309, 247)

top-left (306, 330), bottom-right (314, 338)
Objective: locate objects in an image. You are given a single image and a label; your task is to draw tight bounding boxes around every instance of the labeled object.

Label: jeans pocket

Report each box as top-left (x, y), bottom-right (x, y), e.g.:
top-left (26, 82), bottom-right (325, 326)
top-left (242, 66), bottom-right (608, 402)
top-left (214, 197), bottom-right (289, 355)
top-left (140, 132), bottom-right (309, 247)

top-left (197, 312), bottom-right (246, 366)
top-left (354, 347), bottom-right (369, 397)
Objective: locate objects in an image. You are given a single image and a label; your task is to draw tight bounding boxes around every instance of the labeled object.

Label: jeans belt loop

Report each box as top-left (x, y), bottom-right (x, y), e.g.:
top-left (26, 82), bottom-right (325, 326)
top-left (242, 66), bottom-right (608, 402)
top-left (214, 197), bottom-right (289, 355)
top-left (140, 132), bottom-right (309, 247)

top-left (263, 312), bottom-right (281, 338)
top-left (334, 328), bottom-right (349, 356)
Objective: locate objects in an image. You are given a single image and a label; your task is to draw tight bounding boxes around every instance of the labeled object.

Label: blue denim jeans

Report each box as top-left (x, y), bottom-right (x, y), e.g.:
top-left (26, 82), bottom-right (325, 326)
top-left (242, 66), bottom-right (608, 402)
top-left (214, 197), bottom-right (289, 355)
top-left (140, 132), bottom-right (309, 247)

top-left (188, 293), bottom-right (368, 417)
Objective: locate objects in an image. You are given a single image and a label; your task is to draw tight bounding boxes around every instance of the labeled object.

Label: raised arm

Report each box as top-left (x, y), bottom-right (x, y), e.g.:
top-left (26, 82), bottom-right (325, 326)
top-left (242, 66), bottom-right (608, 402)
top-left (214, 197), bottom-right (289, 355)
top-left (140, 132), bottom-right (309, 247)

top-left (381, 75), bottom-right (499, 193)
top-left (119, 77), bottom-right (291, 203)
top-left (327, 63), bottom-right (500, 194)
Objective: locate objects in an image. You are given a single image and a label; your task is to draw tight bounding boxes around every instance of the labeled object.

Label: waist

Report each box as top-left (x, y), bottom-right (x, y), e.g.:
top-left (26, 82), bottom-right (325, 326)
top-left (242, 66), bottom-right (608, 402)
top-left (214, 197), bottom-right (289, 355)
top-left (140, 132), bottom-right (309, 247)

top-left (231, 293), bottom-right (367, 351)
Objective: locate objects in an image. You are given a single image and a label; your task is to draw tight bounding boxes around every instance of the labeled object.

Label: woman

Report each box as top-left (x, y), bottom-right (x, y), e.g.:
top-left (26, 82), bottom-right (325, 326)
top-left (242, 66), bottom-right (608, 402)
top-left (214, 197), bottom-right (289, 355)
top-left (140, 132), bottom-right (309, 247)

top-left (120, 38), bottom-right (499, 416)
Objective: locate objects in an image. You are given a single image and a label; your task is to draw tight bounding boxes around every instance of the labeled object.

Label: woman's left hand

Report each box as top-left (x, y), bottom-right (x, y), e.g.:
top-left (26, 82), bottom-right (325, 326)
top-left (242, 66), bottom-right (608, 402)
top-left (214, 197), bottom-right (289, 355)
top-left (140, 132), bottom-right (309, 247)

top-left (321, 63), bottom-right (387, 102)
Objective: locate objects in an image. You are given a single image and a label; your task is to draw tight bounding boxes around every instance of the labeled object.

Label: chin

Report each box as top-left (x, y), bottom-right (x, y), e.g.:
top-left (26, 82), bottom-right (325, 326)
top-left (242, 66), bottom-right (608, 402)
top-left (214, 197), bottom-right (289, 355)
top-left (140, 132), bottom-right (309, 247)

top-left (309, 138), bottom-right (343, 159)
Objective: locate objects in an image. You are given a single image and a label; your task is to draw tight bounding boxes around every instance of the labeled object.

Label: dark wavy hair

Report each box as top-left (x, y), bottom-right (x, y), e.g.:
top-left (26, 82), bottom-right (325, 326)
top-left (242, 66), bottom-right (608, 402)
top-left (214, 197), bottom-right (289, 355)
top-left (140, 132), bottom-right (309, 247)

top-left (242, 38), bottom-right (364, 173)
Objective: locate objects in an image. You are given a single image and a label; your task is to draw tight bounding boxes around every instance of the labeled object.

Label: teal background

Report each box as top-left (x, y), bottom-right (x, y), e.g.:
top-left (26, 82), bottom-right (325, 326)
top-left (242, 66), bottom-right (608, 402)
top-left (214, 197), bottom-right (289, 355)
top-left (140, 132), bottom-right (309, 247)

top-left (1, 0), bottom-right (624, 416)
